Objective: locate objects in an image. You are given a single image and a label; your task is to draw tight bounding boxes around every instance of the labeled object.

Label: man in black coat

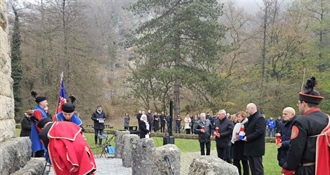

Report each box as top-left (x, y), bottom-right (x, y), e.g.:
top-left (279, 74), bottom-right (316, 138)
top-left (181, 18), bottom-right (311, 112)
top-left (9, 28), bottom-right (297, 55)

top-left (160, 111), bottom-right (166, 133)
top-left (214, 109), bottom-right (234, 163)
top-left (243, 103), bottom-right (266, 175)
top-left (277, 107), bottom-right (297, 167)
top-left (146, 110), bottom-right (153, 132)
top-left (91, 105), bottom-right (106, 145)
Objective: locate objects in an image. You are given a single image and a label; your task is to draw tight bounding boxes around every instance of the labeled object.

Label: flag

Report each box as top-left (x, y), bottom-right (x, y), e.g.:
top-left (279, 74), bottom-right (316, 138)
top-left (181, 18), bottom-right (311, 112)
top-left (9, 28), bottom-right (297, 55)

top-left (57, 72), bottom-right (67, 113)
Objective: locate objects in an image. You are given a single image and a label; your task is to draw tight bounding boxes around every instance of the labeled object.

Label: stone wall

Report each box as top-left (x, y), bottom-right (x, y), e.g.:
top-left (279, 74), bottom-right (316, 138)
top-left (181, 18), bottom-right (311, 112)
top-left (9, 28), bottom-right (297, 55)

top-left (0, 2), bottom-right (46, 175)
top-left (0, 0), bottom-right (15, 143)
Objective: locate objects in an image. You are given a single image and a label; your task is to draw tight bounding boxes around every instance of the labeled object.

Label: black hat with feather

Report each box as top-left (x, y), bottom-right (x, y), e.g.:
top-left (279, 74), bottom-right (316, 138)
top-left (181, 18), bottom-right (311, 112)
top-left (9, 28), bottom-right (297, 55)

top-left (299, 77), bottom-right (323, 105)
top-left (31, 91), bottom-right (47, 104)
top-left (61, 95), bottom-right (76, 113)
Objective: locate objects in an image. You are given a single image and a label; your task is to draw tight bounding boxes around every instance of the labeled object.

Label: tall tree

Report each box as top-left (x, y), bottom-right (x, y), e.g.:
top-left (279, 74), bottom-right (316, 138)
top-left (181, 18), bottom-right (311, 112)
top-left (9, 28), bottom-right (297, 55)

top-left (126, 0), bottom-right (227, 116)
top-left (10, 5), bottom-right (23, 118)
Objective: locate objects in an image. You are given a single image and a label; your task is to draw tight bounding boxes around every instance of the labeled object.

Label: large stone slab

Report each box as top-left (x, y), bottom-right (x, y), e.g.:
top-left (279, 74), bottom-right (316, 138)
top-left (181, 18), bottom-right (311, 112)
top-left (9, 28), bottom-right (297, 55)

top-left (0, 118), bottom-right (16, 142)
top-left (0, 73), bottom-right (13, 98)
top-left (115, 130), bottom-right (130, 158)
top-left (151, 144), bottom-right (181, 175)
top-left (132, 138), bottom-right (155, 175)
top-left (188, 156), bottom-right (239, 175)
top-left (122, 134), bottom-right (139, 167)
top-left (10, 158), bottom-right (47, 175)
top-left (0, 137), bottom-right (32, 175)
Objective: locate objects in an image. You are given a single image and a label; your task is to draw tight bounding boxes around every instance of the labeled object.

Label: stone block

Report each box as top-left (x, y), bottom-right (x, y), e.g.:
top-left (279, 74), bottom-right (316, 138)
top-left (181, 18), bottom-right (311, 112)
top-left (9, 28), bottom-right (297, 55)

top-left (188, 156), bottom-right (239, 175)
top-left (132, 138), bottom-right (155, 175)
top-left (0, 119), bottom-right (16, 142)
top-left (0, 137), bottom-right (32, 175)
top-left (0, 74), bottom-right (13, 98)
top-left (0, 95), bottom-right (15, 121)
top-left (122, 134), bottom-right (139, 167)
top-left (115, 130), bottom-right (130, 158)
top-left (10, 158), bottom-right (47, 175)
top-left (151, 144), bottom-right (181, 175)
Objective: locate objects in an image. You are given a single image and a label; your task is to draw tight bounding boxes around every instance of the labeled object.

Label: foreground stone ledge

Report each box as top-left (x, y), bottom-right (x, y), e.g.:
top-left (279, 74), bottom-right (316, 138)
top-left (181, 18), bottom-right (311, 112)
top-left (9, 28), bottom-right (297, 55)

top-left (188, 156), bottom-right (239, 175)
top-left (10, 158), bottom-right (46, 175)
top-left (0, 137), bottom-right (32, 175)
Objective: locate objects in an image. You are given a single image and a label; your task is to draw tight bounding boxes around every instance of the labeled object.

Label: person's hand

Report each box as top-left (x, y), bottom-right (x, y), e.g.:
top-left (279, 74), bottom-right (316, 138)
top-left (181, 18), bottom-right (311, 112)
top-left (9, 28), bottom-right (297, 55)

top-left (277, 143), bottom-right (282, 147)
top-left (216, 133), bottom-right (220, 138)
top-left (242, 136), bottom-right (247, 141)
top-left (201, 129), bottom-right (205, 133)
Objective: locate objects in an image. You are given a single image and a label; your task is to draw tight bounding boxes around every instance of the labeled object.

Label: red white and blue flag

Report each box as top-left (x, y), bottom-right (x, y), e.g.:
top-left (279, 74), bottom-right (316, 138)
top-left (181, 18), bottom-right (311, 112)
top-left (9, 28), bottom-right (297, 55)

top-left (57, 72), bottom-right (67, 113)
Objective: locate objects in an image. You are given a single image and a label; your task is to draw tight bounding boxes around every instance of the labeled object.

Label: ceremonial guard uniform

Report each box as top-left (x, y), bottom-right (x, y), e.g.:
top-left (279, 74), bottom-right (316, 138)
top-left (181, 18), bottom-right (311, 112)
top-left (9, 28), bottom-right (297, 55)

top-left (282, 77), bottom-right (329, 175)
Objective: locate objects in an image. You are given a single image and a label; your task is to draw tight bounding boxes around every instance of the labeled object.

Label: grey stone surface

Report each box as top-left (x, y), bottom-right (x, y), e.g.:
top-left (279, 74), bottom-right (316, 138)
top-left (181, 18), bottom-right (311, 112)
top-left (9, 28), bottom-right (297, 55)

top-left (188, 156), bottom-right (239, 175)
top-left (132, 138), bottom-right (155, 175)
top-left (151, 144), bottom-right (181, 175)
top-left (0, 137), bottom-right (32, 175)
top-left (122, 134), bottom-right (139, 167)
top-left (115, 130), bottom-right (130, 158)
top-left (0, 0), bottom-right (15, 143)
top-left (10, 158), bottom-right (47, 175)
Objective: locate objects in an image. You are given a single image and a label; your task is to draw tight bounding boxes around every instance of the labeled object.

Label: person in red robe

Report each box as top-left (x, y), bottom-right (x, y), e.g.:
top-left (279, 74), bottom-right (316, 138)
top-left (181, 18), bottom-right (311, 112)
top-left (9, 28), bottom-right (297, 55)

top-left (37, 117), bottom-right (96, 175)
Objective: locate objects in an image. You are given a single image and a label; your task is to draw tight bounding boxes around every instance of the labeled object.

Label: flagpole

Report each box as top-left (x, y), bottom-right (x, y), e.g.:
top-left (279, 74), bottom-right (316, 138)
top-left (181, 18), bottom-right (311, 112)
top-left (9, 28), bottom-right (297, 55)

top-left (55, 72), bottom-right (64, 114)
top-left (301, 68), bottom-right (306, 92)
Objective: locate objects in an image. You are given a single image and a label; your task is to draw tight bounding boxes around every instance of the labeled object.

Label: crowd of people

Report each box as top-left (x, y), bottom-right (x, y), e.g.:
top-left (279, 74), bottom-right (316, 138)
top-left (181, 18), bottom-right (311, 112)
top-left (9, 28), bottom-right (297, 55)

top-left (19, 77), bottom-right (329, 175)
top-left (129, 77), bottom-right (330, 175)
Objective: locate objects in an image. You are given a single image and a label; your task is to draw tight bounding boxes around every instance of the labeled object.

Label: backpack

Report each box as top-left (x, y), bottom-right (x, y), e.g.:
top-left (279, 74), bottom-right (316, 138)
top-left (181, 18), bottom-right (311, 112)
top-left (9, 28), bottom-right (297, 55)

top-left (315, 115), bottom-right (330, 175)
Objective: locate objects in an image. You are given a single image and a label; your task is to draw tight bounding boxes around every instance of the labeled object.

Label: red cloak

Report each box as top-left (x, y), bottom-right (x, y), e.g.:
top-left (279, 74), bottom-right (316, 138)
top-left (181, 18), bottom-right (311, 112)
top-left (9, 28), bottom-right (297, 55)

top-left (315, 116), bottom-right (330, 175)
top-left (47, 122), bottom-right (96, 175)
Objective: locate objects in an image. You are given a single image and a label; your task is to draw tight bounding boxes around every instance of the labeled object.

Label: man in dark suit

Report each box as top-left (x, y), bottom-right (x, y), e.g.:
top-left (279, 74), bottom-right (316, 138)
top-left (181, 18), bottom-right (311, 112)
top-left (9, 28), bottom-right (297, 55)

top-left (214, 109), bottom-right (234, 163)
top-left (243, 103), bottom-right (266, 175)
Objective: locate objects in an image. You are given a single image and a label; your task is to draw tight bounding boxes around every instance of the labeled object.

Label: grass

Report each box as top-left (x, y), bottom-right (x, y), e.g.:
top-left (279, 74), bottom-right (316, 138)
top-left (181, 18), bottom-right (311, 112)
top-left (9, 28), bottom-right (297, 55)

top-left (16, 129), bottom-right (281, 174)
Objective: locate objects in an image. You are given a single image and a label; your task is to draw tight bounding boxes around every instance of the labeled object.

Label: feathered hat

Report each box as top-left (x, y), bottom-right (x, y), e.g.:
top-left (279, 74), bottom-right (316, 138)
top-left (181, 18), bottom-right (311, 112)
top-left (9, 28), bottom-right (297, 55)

top-left (31, 91), bottom-right (47, 104)
top-left (61, 95), bottom-right (76, 113)
top-left (299, 77), bottom-right (323, 105)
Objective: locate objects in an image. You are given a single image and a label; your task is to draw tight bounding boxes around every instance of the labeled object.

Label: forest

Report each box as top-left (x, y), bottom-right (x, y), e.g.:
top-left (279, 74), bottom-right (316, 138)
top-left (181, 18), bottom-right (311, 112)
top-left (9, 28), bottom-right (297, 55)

top-left (8, 0), bottom-right (330, 122)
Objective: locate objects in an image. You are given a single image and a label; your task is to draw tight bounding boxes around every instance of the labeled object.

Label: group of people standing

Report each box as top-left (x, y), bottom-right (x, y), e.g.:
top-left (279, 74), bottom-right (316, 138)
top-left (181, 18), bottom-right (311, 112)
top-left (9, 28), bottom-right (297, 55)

top-left (194, 104), bottom-right (265, 175)
top-left (19, 92), bottom-right (110, 175)
top-left (193, 77), bottom-right (330, 175)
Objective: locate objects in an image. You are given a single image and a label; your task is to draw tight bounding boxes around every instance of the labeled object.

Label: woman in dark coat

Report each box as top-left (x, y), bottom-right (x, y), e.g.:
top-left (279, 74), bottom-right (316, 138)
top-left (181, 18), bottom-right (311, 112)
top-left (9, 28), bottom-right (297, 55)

top-left (20, 110), bottom-right (33, 137)
top-left (232, 111), bottom-right (249, 175)
top-left (139, 114), bottom-right (150, 139)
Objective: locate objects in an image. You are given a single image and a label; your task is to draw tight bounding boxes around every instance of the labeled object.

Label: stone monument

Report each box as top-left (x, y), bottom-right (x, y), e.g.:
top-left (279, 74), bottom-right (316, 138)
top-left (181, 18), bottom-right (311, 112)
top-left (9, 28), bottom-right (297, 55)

top-left (0, 1), bottom-right (46, 174)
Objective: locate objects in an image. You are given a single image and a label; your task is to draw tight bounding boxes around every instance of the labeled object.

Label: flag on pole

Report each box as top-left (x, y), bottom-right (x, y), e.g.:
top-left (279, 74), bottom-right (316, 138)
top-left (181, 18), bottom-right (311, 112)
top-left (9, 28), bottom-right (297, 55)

top-left (57, 72), bottom-right (67, 113)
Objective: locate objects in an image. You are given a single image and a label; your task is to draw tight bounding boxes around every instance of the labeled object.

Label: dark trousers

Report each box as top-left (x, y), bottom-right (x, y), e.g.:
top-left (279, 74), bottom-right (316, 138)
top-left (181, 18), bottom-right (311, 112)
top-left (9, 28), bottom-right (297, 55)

top-left (248, 156), bottom-right (264, 175)
top-left (175, 124), bottom-right (181, 133)
top-left (216, 146), bottom-right (231, 163)
top-left (200, 142), bottom-right (211, 155)
top-left (33, 150), bottom-right (45, 157)
top-left (234, 159), bottom-right (250, 175)
top-left (160, 125), bottom-right (165, 132)
top-left (94, 129), bottom-right (104, 145)
top-left (185, 128), bottom-right (191, 134)
top-left (124, 126), bottom-right (128, 130)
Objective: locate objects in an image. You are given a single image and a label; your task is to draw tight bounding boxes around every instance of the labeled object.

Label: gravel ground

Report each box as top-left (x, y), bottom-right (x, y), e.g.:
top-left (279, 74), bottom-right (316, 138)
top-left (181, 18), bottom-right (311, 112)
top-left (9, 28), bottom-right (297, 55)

top-left (48, 157), bottom-right (132, 175)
